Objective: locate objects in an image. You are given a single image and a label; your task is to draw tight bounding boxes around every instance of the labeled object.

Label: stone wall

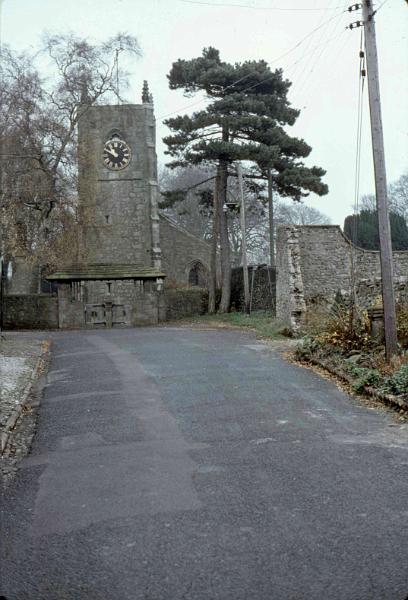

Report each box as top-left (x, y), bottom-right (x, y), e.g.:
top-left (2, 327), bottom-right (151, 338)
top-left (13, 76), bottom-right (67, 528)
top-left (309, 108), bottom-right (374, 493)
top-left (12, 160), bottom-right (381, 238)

top-left (276, 225), bottom-right (408, 331)
top-left (356, 277), bottom-right (408, 309)
top-left (4, 295), bottom-right (58, 329)
top-left (230, 266), bottom-right (276, 312)
top-left (4, 284), bottom-right (207, 329)
top-left (160, 214), bottom-right (211, 285)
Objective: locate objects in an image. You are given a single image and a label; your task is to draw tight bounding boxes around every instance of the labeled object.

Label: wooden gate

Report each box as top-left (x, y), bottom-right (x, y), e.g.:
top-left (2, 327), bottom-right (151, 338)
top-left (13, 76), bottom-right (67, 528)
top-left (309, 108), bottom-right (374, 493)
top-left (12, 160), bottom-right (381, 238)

top-left (85, 302), bottom-right (131, 327)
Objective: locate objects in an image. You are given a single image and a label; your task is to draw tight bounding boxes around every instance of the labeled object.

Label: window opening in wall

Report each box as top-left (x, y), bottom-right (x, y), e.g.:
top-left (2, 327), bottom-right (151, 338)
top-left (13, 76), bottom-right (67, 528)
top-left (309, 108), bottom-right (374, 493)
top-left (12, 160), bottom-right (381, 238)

top-left (107, 282), bottom-right (112, 293)
top-left (105, 215), bottom-right (110, 224)
top-left (188, 262), bottom-right (207, 287)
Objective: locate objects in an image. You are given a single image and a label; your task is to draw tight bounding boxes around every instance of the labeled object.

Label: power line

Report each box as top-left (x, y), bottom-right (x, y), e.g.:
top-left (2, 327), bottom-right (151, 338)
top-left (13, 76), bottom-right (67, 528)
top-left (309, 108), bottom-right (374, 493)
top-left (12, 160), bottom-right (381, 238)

top-left (296, 14), bottom-right (354, 101)
top-left (209, 11), bottom-right (347, 95)
top-left (161, 24), bottom-right (346, 125)
top-left (289, 0), bottom-right (347, 100)
top-left (179, 0), bottom-right (343, 10)
top-left (375, 0), bottom-right (391, 13)
top-left (287, 0), bottom-right (335, 82)
top-left (159, 8), bottom-right (346, 120)
top-left (166, 0), bottom-right (388, 119)
top-left (353, 29), bottom-right (366, 231)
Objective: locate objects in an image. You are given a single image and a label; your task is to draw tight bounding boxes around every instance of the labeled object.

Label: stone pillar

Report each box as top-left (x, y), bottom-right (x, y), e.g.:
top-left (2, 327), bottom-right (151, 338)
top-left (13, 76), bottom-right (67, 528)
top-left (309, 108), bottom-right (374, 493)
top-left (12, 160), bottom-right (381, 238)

top-left (367, 306), bottom-right (385, 342)
top-left (276, 226), bottom-right (307, 334)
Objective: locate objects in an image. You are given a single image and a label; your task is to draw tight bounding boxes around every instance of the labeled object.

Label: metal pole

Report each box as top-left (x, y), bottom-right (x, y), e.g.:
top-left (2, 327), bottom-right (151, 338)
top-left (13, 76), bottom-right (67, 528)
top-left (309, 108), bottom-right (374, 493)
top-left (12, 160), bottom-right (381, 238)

top-left (237, 163), bottom-right (250, 314)
top-left (362, 0), bottom-right (398, 360)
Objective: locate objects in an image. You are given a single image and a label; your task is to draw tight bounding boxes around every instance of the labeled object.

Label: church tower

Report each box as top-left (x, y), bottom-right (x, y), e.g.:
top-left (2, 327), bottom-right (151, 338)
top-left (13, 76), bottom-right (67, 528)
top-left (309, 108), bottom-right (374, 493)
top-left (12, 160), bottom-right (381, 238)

top-left (78, 83), bottom-right (161, 270)
top-left (48, 84), bottom-right (165, 328)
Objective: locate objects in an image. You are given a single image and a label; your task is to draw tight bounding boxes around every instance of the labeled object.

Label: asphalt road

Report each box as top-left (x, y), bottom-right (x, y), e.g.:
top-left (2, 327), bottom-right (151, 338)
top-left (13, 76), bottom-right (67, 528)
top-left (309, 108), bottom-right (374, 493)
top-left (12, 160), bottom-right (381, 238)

top-left (1, 327), bottom-right (408, 600)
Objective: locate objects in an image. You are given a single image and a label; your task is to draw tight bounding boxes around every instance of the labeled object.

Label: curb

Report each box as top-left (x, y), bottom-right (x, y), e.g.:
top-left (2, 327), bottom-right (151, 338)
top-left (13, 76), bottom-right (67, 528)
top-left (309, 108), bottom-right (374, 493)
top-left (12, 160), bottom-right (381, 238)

top-left (297, 356), bottom-right (408, 414)
top-left (1, 342), bottom-right (51, 455)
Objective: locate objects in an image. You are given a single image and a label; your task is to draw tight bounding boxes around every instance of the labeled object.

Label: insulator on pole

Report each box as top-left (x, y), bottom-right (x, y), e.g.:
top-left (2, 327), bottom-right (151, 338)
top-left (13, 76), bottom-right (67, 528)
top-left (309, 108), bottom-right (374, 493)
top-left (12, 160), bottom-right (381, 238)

top-left (349, 20), bottom-right (364, 29)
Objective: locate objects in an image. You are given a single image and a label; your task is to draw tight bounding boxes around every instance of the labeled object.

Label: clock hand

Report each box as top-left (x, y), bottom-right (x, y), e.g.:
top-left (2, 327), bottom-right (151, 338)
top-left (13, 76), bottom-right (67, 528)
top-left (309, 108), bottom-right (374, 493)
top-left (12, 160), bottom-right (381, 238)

top-left (106, 148), bottom-right (118, 158)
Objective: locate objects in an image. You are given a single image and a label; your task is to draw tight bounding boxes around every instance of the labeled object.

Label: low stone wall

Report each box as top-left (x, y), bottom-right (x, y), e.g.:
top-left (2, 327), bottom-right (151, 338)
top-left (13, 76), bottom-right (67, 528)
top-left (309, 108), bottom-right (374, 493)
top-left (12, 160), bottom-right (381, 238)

top-left (231, 266), bottom-right (276, 313)
top-left (276, 225), bottom-right (408, 332)
top-left (4, 295), bottom-right (58, 329)
top-left (3, 288), bottom-right (207, 328)
top-left (356, 277), bottom-right (408, 309)
top-left (162, 288), bottom-right (208, 321)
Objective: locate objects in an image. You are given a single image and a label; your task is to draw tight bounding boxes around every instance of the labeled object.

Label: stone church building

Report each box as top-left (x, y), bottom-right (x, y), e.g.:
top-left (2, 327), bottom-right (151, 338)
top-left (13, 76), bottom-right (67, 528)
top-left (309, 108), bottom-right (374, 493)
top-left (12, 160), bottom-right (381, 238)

top-left (10, 86), bottom-right (405, 333)
top-left (6, 91), bottom-right (211, 328)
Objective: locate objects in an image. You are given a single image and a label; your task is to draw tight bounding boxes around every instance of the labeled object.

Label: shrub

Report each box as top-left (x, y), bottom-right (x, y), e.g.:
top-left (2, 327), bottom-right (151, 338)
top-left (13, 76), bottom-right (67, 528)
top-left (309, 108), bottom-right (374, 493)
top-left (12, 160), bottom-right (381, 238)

top-left (164, 287), bottom-right (208, 320)
top-left (349, 367), bottom-right (382, 393)
top-left (380, 362), bottom-right (408, 396)
top-left (317, 301), bottom-right (372, 352)
top-left (294, 336), bottom-right (321, 360)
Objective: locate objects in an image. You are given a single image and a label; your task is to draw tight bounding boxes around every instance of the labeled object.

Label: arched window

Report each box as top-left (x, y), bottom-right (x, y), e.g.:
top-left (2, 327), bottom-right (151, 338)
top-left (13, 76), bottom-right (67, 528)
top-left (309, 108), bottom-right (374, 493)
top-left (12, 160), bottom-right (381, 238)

top-left (188, 261), bottom-right (208, 287)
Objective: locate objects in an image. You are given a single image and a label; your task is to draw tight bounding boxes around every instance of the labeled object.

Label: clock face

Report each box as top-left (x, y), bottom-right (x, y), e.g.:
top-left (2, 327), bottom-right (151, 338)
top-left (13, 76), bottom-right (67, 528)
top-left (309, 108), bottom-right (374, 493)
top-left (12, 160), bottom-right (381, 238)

top-left (103, 138), bottom-right (131, 170)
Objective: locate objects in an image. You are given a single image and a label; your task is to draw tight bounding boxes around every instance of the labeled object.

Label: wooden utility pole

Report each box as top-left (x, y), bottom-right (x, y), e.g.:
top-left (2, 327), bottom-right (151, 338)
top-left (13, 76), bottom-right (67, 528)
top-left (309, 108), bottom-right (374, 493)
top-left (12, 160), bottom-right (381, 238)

top-left (237, 163), bottom-right (250, 314)
top-left (0, 257), bottom-right (4, 335)
top-left (208, 175), bottom-right (219, 314)
top-left (268, 168), bottom-right (275, 268)
top-left (362, 0), bottom-right (398, 360)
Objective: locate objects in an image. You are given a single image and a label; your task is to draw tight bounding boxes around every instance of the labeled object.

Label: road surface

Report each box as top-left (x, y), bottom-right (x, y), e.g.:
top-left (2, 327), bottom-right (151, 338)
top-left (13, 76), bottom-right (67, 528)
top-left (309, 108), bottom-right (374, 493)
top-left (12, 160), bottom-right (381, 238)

top-left (2, 327), bottom-right (408, 599)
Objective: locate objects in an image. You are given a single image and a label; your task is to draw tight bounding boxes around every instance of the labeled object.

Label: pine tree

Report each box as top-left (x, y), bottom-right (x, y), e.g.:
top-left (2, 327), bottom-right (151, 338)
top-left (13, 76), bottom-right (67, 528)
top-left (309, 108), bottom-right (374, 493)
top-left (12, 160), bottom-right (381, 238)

top-left (164, 47), bottom-right (328, 311)
top-left (344, 209), bottom-right (408, 250)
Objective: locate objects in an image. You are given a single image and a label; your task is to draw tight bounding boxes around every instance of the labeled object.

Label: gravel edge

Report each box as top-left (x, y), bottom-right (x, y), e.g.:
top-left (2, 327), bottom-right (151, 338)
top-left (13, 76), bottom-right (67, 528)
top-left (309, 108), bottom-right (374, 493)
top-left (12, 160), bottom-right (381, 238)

top-left (297, 355), bottom-right (408, 415)
top-left (0, 342), bottom-right (51, 455)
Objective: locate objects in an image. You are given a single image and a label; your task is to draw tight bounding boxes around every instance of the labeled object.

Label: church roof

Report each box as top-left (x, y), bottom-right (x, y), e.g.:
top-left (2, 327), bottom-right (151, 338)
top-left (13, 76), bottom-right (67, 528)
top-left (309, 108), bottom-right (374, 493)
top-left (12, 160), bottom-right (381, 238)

top-left (46, 264), bottom-right (165, 281)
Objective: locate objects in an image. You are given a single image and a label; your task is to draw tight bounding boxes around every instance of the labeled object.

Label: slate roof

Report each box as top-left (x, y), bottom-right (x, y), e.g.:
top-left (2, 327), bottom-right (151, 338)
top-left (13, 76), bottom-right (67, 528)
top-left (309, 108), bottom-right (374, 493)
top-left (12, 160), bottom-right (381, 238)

top-left (46, 264), bottom-right (165, 281)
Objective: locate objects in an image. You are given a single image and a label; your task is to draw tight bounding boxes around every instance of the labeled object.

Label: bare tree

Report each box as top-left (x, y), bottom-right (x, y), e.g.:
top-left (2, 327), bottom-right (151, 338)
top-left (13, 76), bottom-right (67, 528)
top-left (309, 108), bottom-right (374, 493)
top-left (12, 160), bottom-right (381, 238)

top-left (388, 172), bottom-right (408, 222)
top-left (275, 201), bottom-right (331, 226)
top-left (159, 166), bottom-right (214, 240)
top-left (0, 32), bottom-right (141, 267)
top-left (357, 172), bottom-right (408, 222)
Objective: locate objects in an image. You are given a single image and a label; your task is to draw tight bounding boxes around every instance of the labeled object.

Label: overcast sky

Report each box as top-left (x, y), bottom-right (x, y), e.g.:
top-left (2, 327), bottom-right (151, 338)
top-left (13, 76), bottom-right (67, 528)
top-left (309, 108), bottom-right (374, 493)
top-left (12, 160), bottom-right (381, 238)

top-left (2, 0), bottom-right (407, 226)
